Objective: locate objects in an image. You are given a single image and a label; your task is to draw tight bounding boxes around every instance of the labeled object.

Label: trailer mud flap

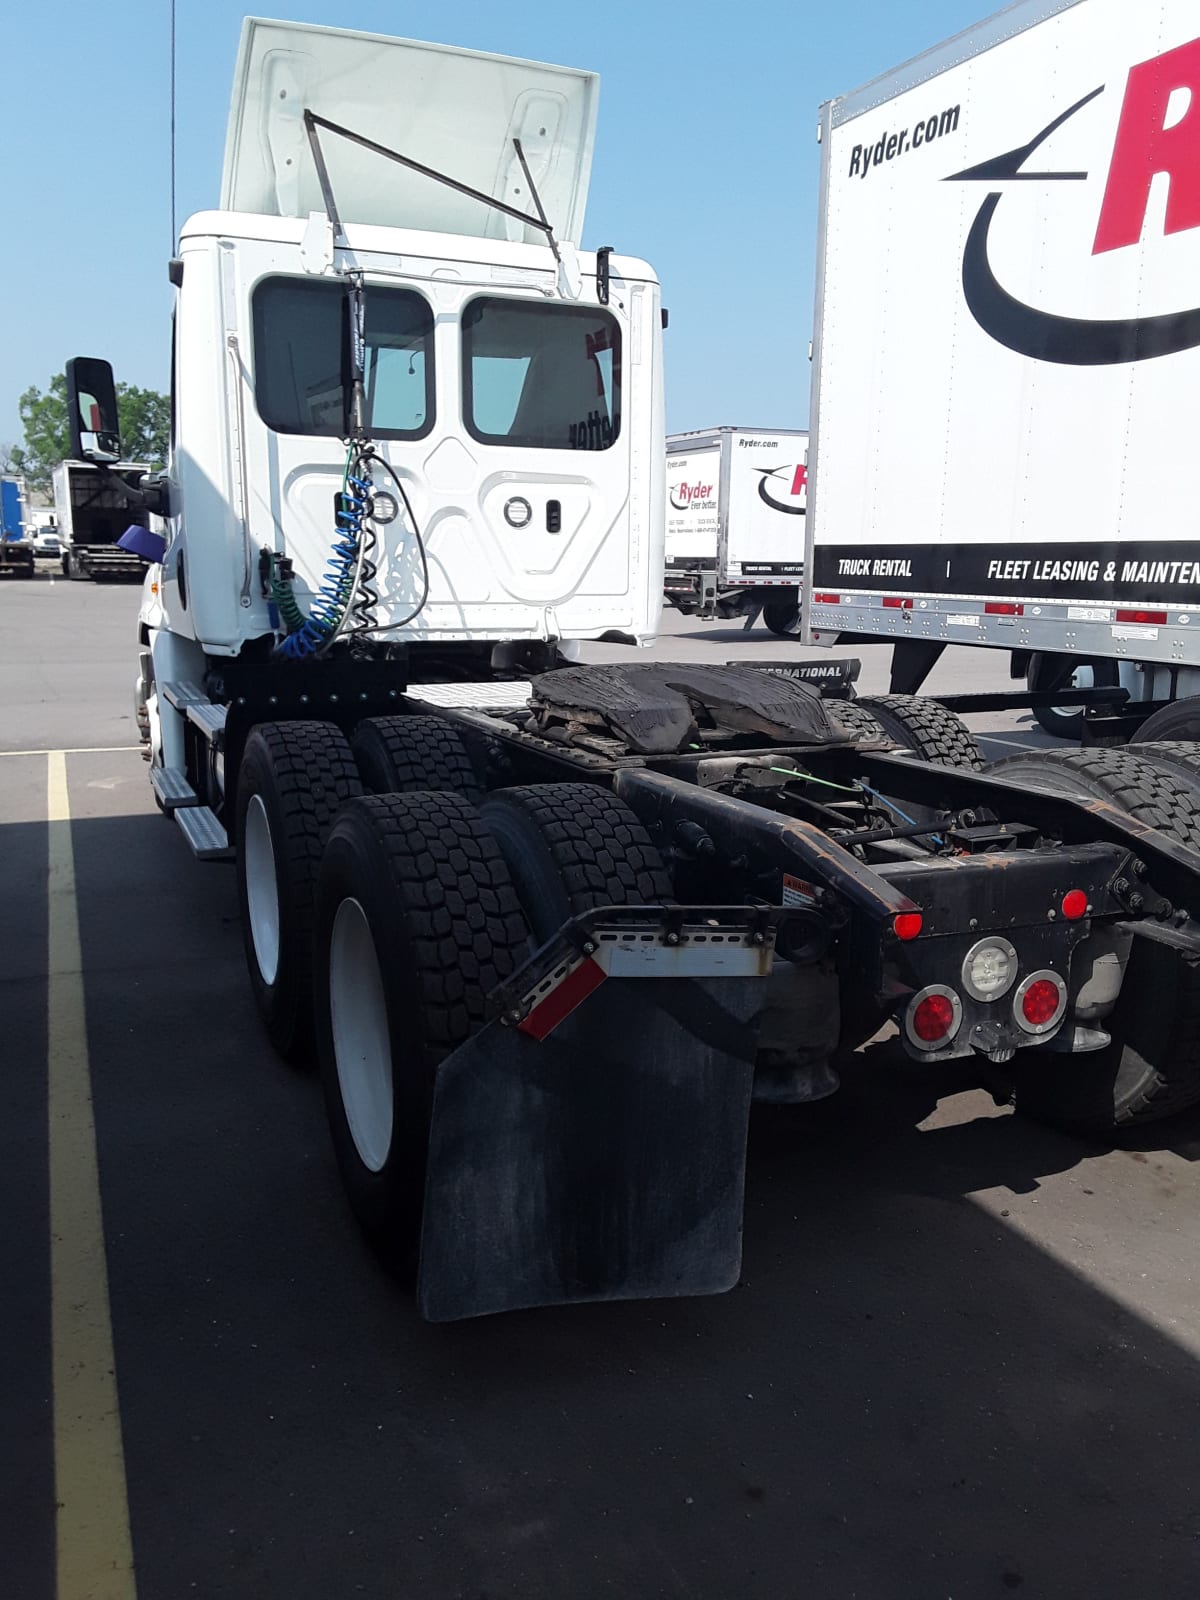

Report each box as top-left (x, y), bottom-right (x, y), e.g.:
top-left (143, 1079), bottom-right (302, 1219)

top-left (418, 961), bottom-right (765, 1322)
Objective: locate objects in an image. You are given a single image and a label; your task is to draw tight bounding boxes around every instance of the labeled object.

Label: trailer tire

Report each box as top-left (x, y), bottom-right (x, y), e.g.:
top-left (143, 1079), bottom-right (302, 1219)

top-left (1027, 653), bottom-right (1120, 741)
top-left (854, 695), bottom-right (984, 770)
top-left (985, 747), bottom-right (1200, 1133)
top-left (1129, 696), bottom-right (1200, 743)
top-left (314, 793), bottom-right (530, 1273)
top-left (763, 600), bottom-right (801, 637)
top-left (351, 715), bottom-right (482, 800)
top-left (236, 721), bottom-right (363, 1061)
top-left (67, 555), bottom-right (88, 582)
top-left (480, 783), bottom-right (672, 940)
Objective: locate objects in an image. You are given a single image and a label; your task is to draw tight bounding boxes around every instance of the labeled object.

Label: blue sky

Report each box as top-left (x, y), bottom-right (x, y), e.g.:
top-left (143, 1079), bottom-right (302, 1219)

top-left (1, 0), bottom-right (993, 447)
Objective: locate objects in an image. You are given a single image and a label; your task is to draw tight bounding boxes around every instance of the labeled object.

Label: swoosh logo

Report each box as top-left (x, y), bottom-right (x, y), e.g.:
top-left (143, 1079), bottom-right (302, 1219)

top-left (951, 86), bottom-right (1200, 365)
top-left (756, 467), bottom-right (806, 515)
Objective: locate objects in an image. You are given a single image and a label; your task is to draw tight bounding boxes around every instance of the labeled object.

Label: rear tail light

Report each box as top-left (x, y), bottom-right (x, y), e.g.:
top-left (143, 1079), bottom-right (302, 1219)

top-left (1014, 971), bottom-right (1067, 1035)
top-left (904, 985), bottom-right (962, 1051)
top-left (1115, 608), bottom-right (1167, 625)
top-left (984, 602), bottom-right (1024, 616)
top-left (893, 911), bottom-right (923, 942)
top-left (1061, 889), bottom-right (1088, 920)
top-left (882, 596), bottom-right (914, 609)
top-left (813, 592), bottom-right (841, 604)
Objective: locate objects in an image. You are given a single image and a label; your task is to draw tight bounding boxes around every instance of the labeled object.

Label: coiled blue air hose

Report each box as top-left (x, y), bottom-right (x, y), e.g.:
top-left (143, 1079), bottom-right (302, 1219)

top-left (276, 466), bottom-right (373, 658)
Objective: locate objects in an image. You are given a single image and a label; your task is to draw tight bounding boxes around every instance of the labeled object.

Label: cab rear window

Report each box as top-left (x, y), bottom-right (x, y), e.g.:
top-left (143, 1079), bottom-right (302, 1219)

top-left (252, 277), bottom-right (434, 439)
top-left (462, 297), bottom-right (620, 451)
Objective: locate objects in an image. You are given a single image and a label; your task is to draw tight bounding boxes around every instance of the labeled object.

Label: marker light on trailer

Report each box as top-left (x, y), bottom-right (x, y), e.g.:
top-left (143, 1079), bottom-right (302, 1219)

top-left (1013, 971), bottom-right (1067, 1036)
top-left (893, 912), bottom-right (923, 941)
top-left (1061, 889), bottom-right (1088, 920)
top-left (961, 936), bottom-right (1017, 1001)
top-left (904, 985), bottom-right (962, 1051)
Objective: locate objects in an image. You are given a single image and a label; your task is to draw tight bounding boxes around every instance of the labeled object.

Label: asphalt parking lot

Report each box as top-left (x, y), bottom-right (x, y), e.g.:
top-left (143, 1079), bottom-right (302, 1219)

top-left (4, 569), bottom-right (1200, 1600)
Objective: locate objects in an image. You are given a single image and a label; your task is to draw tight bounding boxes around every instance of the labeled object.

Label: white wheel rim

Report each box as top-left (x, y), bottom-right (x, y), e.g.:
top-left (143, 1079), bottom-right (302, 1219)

top-left (1053, 664), bottom-right (1094, 720)
top-left (244, 794), bottom-right (281, 986)
top-left (329, 897), bottom-right (393, 1173)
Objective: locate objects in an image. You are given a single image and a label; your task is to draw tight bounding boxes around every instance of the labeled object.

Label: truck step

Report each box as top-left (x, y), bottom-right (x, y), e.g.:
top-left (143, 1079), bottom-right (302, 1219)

top-left (174, 805), bottom-right (233, 861)
top-left (160, 679), bottom-right (210, 711)
top-left (186, 700), bottom-right (228, 740)
top-left (150, 766), bottom-right (199, 809)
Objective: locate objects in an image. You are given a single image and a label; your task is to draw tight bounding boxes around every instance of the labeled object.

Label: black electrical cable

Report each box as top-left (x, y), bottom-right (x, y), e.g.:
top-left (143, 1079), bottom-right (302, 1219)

top-left (346, 448), bottom-right (431, 636)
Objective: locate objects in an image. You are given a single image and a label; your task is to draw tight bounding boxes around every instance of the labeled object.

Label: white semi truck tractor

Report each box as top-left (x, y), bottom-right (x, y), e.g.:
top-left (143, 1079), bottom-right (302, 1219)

top-left (69, 17), bottom-right (1200, 1320)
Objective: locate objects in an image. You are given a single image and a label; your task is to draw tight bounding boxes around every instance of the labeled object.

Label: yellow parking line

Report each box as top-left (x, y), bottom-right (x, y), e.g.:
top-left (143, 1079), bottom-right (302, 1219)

top-left (46, 751), bottom-right (137, 1599)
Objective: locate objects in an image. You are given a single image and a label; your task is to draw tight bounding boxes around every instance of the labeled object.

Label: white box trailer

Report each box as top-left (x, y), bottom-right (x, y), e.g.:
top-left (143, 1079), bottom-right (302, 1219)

top-left (804, 0), bottom-right (1200, 736)
top-left (664, 427), bottom-right (808, 634)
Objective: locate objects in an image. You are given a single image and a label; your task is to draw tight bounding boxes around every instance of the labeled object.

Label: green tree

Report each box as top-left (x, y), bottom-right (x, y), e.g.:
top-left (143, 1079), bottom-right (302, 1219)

top-left (13, 374), bottom-right (168, 494)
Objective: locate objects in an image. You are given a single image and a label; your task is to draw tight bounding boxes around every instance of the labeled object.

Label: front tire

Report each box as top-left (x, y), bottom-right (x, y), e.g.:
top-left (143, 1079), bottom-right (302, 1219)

top-left (314, 793), bottom-right (530, 1273)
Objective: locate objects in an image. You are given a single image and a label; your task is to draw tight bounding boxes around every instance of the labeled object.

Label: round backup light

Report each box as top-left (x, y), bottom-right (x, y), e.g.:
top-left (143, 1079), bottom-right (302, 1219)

top-left (1061, 889), bottom-right (1088, 921)
top-left (1014, 970), bottom-right (1067, 1035)
top-left (904, 985), bottom-right (962, 1051)
top-left (961, 936), bottom-right (1018, 1002)
top-left (503, 496), bottom-right (533, 529)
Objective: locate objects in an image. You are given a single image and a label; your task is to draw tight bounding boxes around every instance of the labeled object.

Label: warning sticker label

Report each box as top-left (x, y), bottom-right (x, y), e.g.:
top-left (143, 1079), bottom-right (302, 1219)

top-left (782, 873), bottom-right (821, 908)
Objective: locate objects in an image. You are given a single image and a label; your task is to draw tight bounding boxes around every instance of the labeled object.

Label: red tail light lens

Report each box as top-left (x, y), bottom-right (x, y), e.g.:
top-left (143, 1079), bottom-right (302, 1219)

top-left (1014, 971), bottom-right (1067, 1035)
top-left (913, 993), bottom-right (956, 1041)
top-left (1061, 889), bottom-right (1088, 921)
top-left (904, 985), bottom-right (962, 1051)
top-left (1021, 979), bottom-right (1061, 1026)
top-left (893, 912), bottom-right (923, 942)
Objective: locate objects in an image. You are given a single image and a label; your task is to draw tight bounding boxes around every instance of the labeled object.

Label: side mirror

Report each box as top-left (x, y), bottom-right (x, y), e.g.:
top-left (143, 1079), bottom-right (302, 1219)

top-left (66, 357), bottom-right (122, 464)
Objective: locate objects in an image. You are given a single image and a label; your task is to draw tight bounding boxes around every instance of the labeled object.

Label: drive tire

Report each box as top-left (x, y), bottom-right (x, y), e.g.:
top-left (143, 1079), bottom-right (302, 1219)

top-left (236, 721), bottom-right (363, 1061)
top-left (314, 792), bottom-right (530, 1275)
top-left (826, 699), bottom-right (889, 741)
top-left (986, 747), bottom-right (1200, 850)
top-left (1129, 695), bottom-right (1200, 743)
top-left (762, 600), bottom-right (801, 637)
top-left (480, 783), bottom-right (672, 940)
top-left (985, 747), bottom-right (1200, 1133)
top-left (854, 694), bottom-right (984, 770)
top-left (1027, 653), bottom-right (1119, 741)
top-left (351, 714), bottom-right (481, 800)
top-left (1129, 741), bottom-right (1200, 794)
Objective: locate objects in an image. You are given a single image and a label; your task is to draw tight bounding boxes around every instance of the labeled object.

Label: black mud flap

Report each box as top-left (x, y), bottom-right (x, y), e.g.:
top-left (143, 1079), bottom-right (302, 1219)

top-left (417, 912), bottom-right (771, 1322)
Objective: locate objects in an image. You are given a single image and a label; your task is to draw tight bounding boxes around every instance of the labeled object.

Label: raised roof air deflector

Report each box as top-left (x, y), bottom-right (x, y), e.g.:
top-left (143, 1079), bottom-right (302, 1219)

top-left (221, 18), bottom-right (598, 243)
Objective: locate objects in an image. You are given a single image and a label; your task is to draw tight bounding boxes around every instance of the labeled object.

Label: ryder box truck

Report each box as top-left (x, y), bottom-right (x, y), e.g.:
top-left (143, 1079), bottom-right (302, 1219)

top-left (663, 427), bottom-right (807, 634)
top-left (804, 0), bottom-right (1200, 744)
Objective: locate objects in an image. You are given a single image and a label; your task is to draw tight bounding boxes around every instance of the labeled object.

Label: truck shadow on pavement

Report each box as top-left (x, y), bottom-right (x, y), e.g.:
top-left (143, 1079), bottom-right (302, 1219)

top-left (11, 805), bottom-right (1200, 1600)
